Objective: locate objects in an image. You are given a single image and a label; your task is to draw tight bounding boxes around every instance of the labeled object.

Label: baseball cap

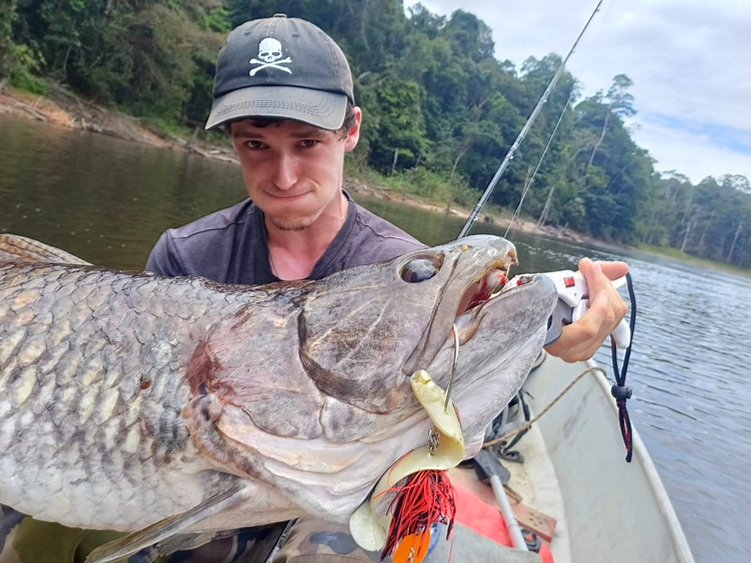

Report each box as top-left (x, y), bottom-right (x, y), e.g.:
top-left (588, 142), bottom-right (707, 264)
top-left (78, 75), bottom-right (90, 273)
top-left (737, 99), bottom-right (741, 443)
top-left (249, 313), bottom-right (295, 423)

top-left (205, 14), bottom-right (354, 131)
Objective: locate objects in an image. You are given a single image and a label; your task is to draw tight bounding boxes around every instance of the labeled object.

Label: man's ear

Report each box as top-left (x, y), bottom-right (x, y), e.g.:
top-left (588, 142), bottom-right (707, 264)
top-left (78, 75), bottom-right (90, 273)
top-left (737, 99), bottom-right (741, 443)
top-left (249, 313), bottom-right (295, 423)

top-left (344, 107), bottom-right (362, 151)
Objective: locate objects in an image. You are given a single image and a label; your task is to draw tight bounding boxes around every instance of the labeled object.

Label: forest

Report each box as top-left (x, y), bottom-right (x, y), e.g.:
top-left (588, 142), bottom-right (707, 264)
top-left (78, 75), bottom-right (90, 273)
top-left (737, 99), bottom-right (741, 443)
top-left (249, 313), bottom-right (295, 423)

top-left (1, 0), bottom-right (750, 268)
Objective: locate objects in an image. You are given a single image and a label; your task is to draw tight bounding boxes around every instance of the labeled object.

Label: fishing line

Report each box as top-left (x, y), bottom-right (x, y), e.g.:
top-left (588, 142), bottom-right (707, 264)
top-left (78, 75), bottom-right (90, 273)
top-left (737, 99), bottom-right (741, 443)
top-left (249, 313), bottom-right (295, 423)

top-left (482, 363), bottom-right (607, 448)
top-left (459, 0), bottom-right (606, 238)
top-left (504, 2), bottom-right (610, 235)
top-left (503, 87), bottom-right (576, 238)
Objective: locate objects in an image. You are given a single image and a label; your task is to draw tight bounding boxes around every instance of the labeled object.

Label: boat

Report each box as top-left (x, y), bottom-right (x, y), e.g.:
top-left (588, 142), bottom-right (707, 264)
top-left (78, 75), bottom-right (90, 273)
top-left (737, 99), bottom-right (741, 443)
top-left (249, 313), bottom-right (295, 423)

top-left (425, 352), bottom-right (696, 563)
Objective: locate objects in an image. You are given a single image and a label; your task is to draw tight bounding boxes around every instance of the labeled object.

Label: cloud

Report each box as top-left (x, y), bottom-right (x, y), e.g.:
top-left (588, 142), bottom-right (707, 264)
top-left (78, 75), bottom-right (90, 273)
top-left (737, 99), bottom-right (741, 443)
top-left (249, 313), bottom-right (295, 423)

top-left (404, 0), bottom-right (751, 183)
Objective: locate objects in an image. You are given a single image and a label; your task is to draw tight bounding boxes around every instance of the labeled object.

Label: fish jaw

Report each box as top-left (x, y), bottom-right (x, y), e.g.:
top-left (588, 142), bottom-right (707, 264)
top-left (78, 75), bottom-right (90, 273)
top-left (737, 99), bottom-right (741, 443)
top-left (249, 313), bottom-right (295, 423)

top-left (426, 273), bottom-right (559, 450)
top-left (188, 401), bottom-right (423, 524)
top-left (400, 236), bottom-right (518, 376)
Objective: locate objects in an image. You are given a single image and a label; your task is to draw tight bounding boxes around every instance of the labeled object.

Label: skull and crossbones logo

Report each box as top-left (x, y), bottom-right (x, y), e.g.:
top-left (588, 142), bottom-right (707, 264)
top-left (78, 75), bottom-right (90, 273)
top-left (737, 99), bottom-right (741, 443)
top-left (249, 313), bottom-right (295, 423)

top-left (249, 38), bottom-right (292, 76)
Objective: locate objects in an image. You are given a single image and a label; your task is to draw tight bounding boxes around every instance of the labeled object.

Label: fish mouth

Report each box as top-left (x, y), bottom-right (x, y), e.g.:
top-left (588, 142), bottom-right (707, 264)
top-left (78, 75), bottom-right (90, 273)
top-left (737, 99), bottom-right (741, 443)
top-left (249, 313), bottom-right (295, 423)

top-left (451, 268), bottom-right (512, 344)
top-left (451, 269), bottom-right (554, 346)
top-left (402, 253), bottom-right (557, 379)
top-left (401, 249), bottom-right (519, 376)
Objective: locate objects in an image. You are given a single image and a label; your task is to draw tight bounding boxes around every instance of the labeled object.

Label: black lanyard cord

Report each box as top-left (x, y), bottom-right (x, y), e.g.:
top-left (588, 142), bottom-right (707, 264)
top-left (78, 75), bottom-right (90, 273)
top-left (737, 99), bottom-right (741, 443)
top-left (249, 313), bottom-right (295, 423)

top-left (610, 272), bottom-right (636, 462)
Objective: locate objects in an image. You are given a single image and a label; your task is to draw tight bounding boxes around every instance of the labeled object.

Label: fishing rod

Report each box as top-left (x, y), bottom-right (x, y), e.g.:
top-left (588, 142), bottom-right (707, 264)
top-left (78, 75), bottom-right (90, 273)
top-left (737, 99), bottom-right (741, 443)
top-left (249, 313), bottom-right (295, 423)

top-left (458, 0), bottom-right (605, 238)
top-left (454, 0), bottom-right (638, 462)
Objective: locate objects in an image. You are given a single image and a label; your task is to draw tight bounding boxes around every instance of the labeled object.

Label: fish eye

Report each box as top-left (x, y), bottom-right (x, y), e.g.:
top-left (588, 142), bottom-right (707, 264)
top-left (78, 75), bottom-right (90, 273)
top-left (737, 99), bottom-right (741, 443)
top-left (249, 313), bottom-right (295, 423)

top-left (400, 255), bottom-right (442, 283)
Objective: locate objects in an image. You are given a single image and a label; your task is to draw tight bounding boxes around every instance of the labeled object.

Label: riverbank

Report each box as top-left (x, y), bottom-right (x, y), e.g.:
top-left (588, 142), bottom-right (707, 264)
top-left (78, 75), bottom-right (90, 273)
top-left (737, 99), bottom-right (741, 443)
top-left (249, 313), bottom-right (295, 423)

top-left (4, 84), bottom-right (748, 280)
top-left (0, 83), bottom-right (594, 244)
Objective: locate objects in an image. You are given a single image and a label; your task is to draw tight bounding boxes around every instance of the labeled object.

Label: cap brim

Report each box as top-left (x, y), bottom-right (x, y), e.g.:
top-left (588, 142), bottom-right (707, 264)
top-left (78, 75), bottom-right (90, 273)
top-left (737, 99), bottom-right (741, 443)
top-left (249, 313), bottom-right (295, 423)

top-left (205, 85), bottom-right (347, 131)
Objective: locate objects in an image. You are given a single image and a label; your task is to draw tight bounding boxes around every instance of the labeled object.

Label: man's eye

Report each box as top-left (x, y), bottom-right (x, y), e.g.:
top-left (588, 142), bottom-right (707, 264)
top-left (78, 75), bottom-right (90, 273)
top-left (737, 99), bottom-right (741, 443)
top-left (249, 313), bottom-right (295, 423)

top-left (300, 140), bottom-right (318, 148)
top-left (245, 140), bottom-right (264, 149)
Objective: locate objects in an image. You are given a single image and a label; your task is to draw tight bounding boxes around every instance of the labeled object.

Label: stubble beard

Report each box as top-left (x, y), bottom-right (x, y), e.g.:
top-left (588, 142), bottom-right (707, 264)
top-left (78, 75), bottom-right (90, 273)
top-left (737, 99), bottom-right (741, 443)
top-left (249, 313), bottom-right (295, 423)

top-left (267, 212), bottom-right (319, 232)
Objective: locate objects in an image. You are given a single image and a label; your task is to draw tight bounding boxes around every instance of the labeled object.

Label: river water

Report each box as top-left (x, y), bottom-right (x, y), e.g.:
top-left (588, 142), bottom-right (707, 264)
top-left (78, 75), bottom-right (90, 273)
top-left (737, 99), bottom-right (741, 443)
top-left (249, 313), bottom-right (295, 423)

top-left (1, 116), bottom-right (749, 561)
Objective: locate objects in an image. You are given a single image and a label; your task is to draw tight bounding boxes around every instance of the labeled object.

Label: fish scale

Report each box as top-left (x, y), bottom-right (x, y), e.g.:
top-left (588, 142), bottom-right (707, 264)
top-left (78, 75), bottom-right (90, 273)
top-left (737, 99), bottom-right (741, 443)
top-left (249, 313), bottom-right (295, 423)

top-left (0, 262), bottom-right (259, 529)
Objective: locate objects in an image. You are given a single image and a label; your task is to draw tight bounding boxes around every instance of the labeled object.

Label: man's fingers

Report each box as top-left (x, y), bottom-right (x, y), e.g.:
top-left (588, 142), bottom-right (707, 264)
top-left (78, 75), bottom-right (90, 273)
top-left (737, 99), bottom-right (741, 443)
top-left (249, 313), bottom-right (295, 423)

top-left (544, 258), bottom-right (631, 363)
top-left (545, 296), bottom-right (608, 362)
top-left (579, 257), bottom-right (629, 285)
top-left (598, 260), bottom-right (629, 282)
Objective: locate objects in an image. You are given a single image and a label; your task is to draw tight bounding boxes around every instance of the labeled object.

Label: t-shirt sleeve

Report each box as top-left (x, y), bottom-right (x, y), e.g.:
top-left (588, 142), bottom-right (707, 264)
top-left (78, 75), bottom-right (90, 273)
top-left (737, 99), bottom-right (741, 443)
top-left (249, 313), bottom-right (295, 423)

top-left (144, 231), bottom-right (187, 276)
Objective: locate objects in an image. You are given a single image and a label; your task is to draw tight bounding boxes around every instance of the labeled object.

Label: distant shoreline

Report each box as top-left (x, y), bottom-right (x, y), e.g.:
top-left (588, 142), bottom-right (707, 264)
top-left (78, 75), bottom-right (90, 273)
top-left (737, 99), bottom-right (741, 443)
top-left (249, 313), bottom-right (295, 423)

top-left (5, 85), bottom-right (746, 276)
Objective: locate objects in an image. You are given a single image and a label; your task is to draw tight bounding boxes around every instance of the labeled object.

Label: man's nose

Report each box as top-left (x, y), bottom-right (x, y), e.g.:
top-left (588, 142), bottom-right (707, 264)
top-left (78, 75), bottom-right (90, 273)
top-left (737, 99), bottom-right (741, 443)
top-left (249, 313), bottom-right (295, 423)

top-left (271, 152), bottom-right (298, 190)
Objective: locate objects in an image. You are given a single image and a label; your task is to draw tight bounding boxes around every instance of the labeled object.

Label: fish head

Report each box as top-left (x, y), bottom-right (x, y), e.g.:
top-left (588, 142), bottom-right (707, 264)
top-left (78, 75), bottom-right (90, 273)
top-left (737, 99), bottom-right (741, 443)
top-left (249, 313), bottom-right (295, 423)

top-left (189, 234), bottom-right (557, 450)
top-left (299, 234), bottom-right (558, 446)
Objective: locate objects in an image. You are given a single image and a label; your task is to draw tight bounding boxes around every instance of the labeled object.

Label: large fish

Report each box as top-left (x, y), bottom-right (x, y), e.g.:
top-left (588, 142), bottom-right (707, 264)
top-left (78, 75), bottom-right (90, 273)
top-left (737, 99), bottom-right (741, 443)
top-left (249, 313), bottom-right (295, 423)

top-left (0, 233), bottom-right (557, 559)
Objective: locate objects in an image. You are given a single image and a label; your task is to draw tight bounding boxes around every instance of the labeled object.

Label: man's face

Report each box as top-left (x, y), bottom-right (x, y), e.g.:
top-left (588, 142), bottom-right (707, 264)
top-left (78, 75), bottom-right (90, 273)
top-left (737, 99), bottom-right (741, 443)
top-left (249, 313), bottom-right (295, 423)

top-left (229, 111), bottom-right (361, 232)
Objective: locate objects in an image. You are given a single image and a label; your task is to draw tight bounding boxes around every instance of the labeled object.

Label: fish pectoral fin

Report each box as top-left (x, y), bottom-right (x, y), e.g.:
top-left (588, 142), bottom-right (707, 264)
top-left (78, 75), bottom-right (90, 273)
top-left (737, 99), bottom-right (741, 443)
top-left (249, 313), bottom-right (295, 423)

top-left (83, 482), bottom-right (249, 563)
top-left (0, 233), bottom-right (91, 264)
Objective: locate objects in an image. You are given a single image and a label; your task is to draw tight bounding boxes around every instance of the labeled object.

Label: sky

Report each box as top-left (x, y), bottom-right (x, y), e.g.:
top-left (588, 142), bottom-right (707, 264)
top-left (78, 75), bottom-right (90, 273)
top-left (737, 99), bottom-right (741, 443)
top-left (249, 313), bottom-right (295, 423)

top-left (403, 0), bottom-right (751, 185)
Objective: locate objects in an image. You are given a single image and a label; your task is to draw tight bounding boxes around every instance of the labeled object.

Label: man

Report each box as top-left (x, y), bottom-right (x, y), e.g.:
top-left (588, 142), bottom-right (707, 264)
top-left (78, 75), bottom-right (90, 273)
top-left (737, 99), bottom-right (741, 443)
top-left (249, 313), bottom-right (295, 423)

top-left (146, 13), bottom-right (628, 561)
top-left (145, 14), bottom-right (423, 288)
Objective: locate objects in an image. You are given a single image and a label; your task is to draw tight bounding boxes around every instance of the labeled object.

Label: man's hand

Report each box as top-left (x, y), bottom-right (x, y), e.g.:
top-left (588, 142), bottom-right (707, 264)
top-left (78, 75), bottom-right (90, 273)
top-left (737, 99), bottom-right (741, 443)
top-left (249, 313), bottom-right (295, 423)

top-left (544, 258), bottom-right (630, 362)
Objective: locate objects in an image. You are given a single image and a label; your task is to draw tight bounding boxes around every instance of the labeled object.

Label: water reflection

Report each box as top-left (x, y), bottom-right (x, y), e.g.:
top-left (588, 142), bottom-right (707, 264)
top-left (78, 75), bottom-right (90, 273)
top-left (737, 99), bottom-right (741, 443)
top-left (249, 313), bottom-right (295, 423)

top-left (1, 116), bottom-right (245, 268)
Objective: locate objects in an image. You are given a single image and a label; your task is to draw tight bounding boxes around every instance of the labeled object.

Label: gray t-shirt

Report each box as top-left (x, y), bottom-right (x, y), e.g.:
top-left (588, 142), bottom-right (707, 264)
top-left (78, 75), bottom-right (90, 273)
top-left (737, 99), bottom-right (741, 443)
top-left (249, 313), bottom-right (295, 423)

top-left (145, 192), bottom-right (424, 283)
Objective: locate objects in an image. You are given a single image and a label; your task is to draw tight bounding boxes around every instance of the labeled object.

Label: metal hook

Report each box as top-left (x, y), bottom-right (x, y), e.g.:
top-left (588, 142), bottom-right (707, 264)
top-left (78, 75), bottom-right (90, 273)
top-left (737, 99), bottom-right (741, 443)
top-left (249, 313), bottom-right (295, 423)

top-left (443, 324), bottom-right (460, 411)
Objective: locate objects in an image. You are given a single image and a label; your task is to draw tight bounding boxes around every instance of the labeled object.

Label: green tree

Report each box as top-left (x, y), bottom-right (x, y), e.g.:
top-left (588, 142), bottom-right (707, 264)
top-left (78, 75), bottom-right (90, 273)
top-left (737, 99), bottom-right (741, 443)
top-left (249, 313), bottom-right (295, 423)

top-left (366, 76), bottom-right (428, 172)
top-left (0, 0), bottom-right (19, 78)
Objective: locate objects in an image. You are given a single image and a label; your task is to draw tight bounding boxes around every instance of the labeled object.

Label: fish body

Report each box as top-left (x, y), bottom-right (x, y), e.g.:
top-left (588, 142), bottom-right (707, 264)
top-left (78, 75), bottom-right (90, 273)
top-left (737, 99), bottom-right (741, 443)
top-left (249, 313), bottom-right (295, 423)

top-left (0, 234), bottom-right (557, 541)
